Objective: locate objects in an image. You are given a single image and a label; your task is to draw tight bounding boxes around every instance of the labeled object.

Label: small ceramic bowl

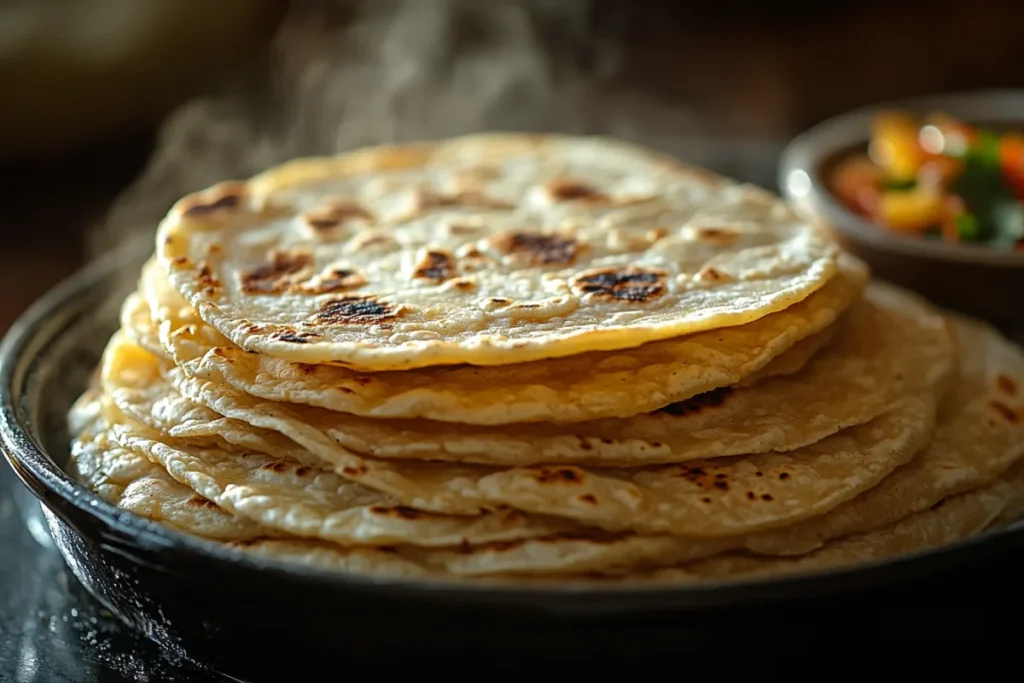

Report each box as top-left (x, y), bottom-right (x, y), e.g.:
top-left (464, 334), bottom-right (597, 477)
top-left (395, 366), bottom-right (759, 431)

top-left (778, 90), bottom-right (1024, 338)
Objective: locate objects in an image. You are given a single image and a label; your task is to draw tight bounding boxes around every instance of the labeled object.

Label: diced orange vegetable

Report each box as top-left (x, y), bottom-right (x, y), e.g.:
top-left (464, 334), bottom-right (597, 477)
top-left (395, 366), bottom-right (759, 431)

top-left (939, 196), bottom-right (966, 243)
top-left (940, 221), bottom-right (961, 243)
top-left (830, 157), bottom-right (884, 216)
top-left (869, 111), bottom-right (924, 181)
top-left (999, 133), bottom-right (1024, 199)
top-left (877, 188), bottom-right (945, 234)
top-left (916, 156), bottom-right (963, 192)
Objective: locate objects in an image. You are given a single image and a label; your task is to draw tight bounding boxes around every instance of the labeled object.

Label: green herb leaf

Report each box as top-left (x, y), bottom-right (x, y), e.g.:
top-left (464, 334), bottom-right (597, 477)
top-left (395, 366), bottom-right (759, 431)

top-left (974, 129), bottom-right (1003, 165)
top-left (950, 132), bottom-right (1015, 242)
top-left (884, 177), bottom-right (917, 191)
top-left (954, 212), bottom-right (981, 241)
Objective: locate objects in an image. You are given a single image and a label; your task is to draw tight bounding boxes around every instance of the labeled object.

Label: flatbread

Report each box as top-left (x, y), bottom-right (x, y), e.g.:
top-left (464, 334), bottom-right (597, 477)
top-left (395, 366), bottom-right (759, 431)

top-left (72, 425), bottom-right (268, 541)
top-left (105, 312), bottom-right (947, 538)
top-left (156, 134), bottom-right (839, 370)
top-left (76, 310), bottom-right (1021, 579)
top-left (98, 337), bottom-right (578, 548)
top-left (740, 314), bottom-right (1024, 555)
top-left (736, 319), bottom-right (839, 387)
top-left (73, 426), bottom-right (433, 578)
top-left (646, 461), bottom-right (1024, 582)
top-left (77, 398), bottom-right (722, 575)
top-left (163, 341), bottom-right (944, 537)
top-left (109, 415), bottom-right (575, 549)
top-left (124, 263), bottom-right (840, 394)
top-left (359, 314), bottom-right (1024, 574)
top-left (71, 389), bottom-right (741, 576)
top-left (119, 282), bottom-right (936, 467)
top-left (143, 254), bottom-right (867, 424)
top-left (79, 420), bottom-right (1023, 582)
top-left (119, 291), bottom-right (165, 358)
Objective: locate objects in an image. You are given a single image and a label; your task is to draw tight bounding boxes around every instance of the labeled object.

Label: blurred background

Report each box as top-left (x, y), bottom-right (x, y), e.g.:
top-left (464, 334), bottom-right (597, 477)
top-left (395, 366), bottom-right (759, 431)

top-left (3, 0), bottom-right (1024, 334)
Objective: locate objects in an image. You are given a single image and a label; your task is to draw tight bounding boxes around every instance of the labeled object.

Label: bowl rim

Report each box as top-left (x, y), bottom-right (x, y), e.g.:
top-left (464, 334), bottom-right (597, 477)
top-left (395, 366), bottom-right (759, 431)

top-left (2, 232), bottom-right (1023, 613)
top-left (778, 88), bottom-right (1024, 268)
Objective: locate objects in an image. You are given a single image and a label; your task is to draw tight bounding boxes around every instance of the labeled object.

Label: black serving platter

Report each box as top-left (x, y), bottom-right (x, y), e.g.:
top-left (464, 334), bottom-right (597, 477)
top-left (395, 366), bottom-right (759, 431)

top-left (3, 235), bottom-right (1024, 679)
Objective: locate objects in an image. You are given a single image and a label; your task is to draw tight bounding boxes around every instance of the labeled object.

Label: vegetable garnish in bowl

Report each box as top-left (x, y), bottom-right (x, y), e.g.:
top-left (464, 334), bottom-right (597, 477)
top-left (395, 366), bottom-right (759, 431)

top-left (829, 111), bottom-right (1024, 249)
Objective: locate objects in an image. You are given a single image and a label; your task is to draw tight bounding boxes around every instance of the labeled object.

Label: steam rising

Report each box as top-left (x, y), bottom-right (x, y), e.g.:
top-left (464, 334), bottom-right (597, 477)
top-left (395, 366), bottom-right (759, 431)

top-left (93, 0), bottom-right (622, 257)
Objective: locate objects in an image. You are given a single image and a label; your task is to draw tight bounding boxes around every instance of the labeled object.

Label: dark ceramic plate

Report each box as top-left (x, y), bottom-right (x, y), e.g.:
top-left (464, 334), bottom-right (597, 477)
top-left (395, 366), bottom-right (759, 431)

top-left (778, 89), bottom-right (1024, 335)
top-left (3, 235), bottom-right (1024, 675)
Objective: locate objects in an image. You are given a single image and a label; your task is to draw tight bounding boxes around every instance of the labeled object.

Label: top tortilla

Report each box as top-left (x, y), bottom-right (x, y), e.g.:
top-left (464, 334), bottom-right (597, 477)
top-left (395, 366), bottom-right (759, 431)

top-left (156, 133), bottom-right (838, 370)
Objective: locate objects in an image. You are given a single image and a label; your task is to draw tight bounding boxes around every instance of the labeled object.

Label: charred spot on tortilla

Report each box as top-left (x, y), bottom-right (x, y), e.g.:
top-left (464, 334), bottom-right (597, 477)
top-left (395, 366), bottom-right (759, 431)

top-left (412, 250), bottom-right (458, 283)
top-left (546, 178), bottom-right (610, 204)
top-left (196, 261), bottom-right (222, 295)
top-left (369, 506), bottom-right (422, 520)
top-left (270, 328), bottom-right (320, 344)
top-left (996, 373), bottom-right (1019, 396)
top-left (181, 183), bottom-right (247, 218)
top-left (696, 265), bottom-right (734, 283)
top-left (990, 400), bottom-right (1021, 424)
top-left (313, 295), bottom-right (404, 325)
top-left (297, 267), bottom-right (367, 295)
top-left (692, 226), bottom-right (741, 246)
top-left (341, 464), bottom-right (369, 476)
top-left (528, 466), bottom-right (584, 484)
top-left (571, 266), bottom-right (666, 303)
top-left (490, 231), bottom-right (581, 266)
top-left (240, 249), bottom-right (314, 295)
top-left (653, 464), bottom-right (730, 491)
top-left (303, 200), bottom-right (375, 232)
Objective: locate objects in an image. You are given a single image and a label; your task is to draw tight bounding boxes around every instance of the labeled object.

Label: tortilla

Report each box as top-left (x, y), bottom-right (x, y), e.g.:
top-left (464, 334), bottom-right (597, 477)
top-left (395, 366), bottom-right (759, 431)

top-left (99, 336), bottom-right (581, 547)
top-left (124, 261), bottom-right (841, 395)
top-left (649, 461), bottom-right (1024, 582)
top-left (172, 355), bottom-right (941, 538)
top-left (72, 425), bottom-right (268, 541)
top-left (76, 301), bottom-right (1024, 579)
top-left (156, 134), bottom-right (839, 371)
top-left (316, 313), bottom-right (1023, 574)
top-left (735, 318), bottom-right (839, 387)
top-left (119, 281), bottom-right (941, 468)
top-left (143, 254), bottom-right (867, 424)
top-left (73, 425), bottom-right (435, 578)
top-left (741, 314), bottom-right (1024, 555)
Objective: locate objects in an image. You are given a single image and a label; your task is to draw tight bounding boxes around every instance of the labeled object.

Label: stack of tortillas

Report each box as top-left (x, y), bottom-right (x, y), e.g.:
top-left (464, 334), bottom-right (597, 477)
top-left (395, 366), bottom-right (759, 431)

top-left (68, 134), bottom-right (1024, 585)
